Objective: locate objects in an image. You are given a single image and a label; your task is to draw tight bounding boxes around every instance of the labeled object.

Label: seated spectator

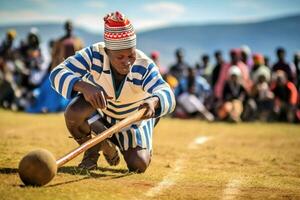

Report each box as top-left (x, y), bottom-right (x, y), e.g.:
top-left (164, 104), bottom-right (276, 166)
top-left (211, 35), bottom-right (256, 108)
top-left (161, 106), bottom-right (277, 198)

top-left (251, 53), bottom-right (271, 82)
top-left (0, 29), bottom-right (18, 108)
top-left (22, 28), bottom-right (45, 90)
top-left (271, 70), bottom-right (298, 122)
top-left (25, 40), bottom-right (70, 113)
top-left (214, 48), bottom-right (252, 100)
top-left (175, 67), bottom-right (214, 121)
top-left (250, 67), bottom-right (274, 121)
top-left (218, 66), bottom-right (247, 122)
top-left (195, 54), bottom-right (213, 83)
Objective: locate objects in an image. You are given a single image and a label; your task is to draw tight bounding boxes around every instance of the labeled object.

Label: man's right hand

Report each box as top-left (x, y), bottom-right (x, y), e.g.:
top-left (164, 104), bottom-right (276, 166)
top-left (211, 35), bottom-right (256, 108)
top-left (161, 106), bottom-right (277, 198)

top-left (74, 80), bottom-right (113, 109)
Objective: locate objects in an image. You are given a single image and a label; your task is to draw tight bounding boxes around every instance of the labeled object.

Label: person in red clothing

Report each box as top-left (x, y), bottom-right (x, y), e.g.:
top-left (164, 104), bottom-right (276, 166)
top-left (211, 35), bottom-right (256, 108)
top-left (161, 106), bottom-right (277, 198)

top-left (271, 70), bottom-right (298, 122)
top-left (214, 48), bottom-right (252, 99)
top-left (218, 66), bottom-right (247, 122)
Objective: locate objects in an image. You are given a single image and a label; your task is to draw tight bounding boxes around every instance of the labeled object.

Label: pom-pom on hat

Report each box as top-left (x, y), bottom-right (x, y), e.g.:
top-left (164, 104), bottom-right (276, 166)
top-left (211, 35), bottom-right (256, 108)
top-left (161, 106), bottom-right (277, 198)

top-left (104, 11), bottom-right (136, 50)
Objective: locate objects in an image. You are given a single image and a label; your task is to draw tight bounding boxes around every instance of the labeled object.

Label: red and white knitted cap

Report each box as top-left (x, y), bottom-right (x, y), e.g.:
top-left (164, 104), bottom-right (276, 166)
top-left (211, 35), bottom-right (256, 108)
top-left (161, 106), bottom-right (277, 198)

top-left (104, 11), bottom-right (136, 50)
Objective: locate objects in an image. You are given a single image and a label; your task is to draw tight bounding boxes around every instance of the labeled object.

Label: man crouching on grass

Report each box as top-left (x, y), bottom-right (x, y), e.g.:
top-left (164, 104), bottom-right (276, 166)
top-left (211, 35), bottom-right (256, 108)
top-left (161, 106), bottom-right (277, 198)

top-left (49, 11), bottom-right (175, 173)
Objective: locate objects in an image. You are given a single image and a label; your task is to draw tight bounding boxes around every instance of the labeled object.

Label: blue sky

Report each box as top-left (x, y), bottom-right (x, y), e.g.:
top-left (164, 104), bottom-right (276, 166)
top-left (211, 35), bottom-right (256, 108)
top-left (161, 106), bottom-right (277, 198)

top-left (0, 0), bottom-right (300, 32)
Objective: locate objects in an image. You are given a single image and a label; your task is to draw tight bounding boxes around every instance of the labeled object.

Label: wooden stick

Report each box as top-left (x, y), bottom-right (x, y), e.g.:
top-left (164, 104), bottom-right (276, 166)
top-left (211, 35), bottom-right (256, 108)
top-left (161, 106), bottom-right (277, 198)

top-left (56, 108), bottom-right (147, 167)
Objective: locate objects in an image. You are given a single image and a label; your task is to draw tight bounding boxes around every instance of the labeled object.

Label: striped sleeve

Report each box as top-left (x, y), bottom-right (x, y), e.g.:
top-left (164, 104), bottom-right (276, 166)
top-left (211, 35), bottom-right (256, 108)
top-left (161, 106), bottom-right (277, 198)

top-left (49, 46), bottom-right (93, 99)
top-left (142, 63), bottom-right (176, 117)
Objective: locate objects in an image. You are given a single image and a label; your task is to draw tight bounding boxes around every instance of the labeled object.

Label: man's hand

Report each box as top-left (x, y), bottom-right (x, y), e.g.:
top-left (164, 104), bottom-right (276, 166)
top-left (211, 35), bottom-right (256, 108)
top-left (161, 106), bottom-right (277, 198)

top-left (74, 81), bottom-right (113, 109)
top-left (139, 97), bottom-right (160, 119)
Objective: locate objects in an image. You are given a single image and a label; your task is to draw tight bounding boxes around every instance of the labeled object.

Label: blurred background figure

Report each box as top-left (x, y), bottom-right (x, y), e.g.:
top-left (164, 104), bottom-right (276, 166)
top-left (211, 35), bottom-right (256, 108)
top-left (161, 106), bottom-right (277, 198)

top-left (214, 48), bottom-right (252, 100)
top-left (292, 52), bottom-right (300, 89)
top-left (249, 63), bottom-right (274, 121)
top-left (250, 53), bottom-right (270, 81)
top-left (264, 56), bottom-right (271, 68)
top-left (218, 66), bottom-right (247, 122)
top-left (195, 54), bottom-right (213, 83)
top-left (175, 67), bottom-right (214, 121)
top-left (150, 51), bottom-right (166, 75)
top-left (211, 50), bottom-right (224, 91)
top-left (169, 48), bottom-right (190, 81)
top-left (51, 21), bottom-right (83, 69)
top-left (241, 45), bottom-right (253, 69)
top-left (19, 28), bottom-right (44, 90)
top-left (271, 70), bottom-right (298, 122)
top-left (0, 29), bottom-right (18, 108)
top-left (0, 29), bottom-right (17, 66)
top-left (272, 47), bottom-right (293, 82)
top-left (151, 51), bottom-right (178, 91)
top-left (25, 40), bottom-right (70, 113)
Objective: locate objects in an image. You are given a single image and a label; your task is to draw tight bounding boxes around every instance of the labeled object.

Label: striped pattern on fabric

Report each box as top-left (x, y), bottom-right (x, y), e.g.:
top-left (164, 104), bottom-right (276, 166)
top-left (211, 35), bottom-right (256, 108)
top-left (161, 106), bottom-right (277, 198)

top-left (104, 36), bottom-right (136, 51)
top-left (50, 42), bottom-right (175, 150)
top-left (102, 113), bottom-right (155, 151)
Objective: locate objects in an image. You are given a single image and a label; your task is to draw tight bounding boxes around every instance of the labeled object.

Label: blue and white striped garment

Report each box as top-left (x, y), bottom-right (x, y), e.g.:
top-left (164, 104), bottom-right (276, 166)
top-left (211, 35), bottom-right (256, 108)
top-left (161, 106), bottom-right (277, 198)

top-left (50, 42), bottom-right (175, 151)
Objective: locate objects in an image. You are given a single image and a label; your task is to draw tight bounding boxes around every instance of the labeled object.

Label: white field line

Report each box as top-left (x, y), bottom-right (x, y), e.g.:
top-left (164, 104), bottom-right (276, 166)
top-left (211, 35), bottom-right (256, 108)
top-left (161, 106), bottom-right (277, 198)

top-left (188, 136), bottom-right (211, 149)
top-left (145, 136), bottom-right (211, 198)
top-left (145, 159), bottom-right (184, 197)
top-left (222, 179), bottom-right (241, 200)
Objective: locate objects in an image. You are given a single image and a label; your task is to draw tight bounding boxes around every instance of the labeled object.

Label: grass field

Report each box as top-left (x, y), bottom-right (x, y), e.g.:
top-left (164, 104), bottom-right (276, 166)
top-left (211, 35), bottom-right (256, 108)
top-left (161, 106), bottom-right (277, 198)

top-left (0, 109), bottom-right (300, 200)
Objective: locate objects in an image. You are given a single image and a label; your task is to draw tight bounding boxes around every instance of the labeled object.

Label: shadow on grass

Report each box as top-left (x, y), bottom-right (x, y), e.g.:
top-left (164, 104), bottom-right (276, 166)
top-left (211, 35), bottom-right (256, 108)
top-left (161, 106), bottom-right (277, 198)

top-left (0, 167), bottom-right (18, 174)
top-left (43, 166), bottom-right (133, 187)
top-left (0, 166), bottom-right (132, 188)
top-left (97, 166), bottom-right (129, 174)
top-left (58, 166), bottom-right (129, 176)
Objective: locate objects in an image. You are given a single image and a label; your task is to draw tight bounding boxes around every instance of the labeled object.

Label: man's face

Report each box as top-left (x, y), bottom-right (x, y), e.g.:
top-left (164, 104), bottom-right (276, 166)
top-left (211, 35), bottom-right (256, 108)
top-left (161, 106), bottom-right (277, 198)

top-left (278, 51), bottom-right (285, 60)
top-left (106, 47), bottom-right (136, 75)
top-left (230, 74), bottom-right (238, 83)
top-left (230, 53), bottom-right (239, 64)
top-left (276, 76), bottom-right (286, 86)
top-left (65, 22), bottom-right (73, 35)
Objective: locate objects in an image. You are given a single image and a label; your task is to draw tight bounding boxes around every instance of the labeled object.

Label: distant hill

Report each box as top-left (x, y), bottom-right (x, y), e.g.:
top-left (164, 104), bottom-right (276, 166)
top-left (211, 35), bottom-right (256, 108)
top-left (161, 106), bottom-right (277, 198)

top-left (0, 14), bottom-right (299, 67)
top-left (137, 14), bottom-right (300, 66)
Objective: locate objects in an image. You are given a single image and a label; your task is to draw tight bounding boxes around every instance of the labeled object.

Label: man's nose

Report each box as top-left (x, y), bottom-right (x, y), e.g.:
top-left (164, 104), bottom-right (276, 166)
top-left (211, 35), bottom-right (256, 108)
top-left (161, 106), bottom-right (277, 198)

top-left (122, 59), bottom-right (131, 66)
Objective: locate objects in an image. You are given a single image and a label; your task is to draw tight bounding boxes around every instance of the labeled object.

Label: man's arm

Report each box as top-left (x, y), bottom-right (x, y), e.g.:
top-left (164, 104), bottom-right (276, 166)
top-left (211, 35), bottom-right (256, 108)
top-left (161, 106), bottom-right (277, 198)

top-left (49, 46), bottom-right (93, 99)
top-left (140, 63), bottom-right (176, 118)
top-left (73, 80), bottom-right (112, 109)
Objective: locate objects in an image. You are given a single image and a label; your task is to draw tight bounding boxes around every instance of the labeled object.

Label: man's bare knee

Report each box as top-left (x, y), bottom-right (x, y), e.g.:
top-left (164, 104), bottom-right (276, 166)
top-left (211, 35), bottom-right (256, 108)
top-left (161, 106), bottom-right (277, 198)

top-left (64, 96), bottom-right (94, 125)
top-left (123, 147), bottom-right (151, 173)
top-left (127, 156), bottom-right (149, 173)
top-left (64, 95), bottom-right (95, 137)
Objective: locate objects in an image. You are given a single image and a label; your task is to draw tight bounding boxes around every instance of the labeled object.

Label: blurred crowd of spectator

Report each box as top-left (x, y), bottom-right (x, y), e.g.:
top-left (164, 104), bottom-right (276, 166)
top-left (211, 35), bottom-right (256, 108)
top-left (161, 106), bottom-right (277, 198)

top-left (1, 22), bottom-right (299, 123)
top-left (0, 21), bottom-right (82, 113)
top-left (155, 46), bottom-right (300, 123)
